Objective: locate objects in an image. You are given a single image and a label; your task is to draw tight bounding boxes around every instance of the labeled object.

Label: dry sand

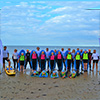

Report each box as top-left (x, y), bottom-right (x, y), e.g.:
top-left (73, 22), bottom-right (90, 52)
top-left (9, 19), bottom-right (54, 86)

top-left (0, 70), bottom-right (100, 100)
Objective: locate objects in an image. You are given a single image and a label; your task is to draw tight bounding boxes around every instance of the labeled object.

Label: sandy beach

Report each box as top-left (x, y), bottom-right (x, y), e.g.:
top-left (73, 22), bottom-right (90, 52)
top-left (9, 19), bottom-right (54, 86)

top-left (0, 70), bottom-right (100, 100)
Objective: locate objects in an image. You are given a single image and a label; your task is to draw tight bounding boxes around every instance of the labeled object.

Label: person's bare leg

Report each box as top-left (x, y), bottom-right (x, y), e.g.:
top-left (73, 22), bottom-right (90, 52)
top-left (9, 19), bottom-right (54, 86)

top-left (83, 63), bottom-right (85, 71)
top-left (3, 63), bottom-right (5, 71)
top-left (96, 63), bottom-right (98, 72)
top-left (23, 66), bottom-right (24, 72)
top-left (8, 61), bottom-right (11, 71)
top-left (86, 63), bottom-right (87, 71)
top-left (84, 63), bottom-right (86, 71)
top-left (92, 63), bottom-right (95, 71)
top-left (20, 66), bottom-right (22, 72)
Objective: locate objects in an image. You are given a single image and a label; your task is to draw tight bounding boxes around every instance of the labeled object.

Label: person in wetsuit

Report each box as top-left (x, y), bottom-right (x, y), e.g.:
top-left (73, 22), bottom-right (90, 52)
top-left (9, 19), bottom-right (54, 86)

top-left (88, 49), bottom-right (92, 71)
top-left (25, 49), bottom-right (31, 70)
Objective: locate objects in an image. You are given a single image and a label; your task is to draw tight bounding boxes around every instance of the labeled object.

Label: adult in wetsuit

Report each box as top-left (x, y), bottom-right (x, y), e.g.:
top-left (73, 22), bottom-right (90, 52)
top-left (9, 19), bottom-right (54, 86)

top-left (31, 51), bottom-right (38, 71)
top-left (25, 49), bottom-right (31, 70)
top-left (88, 49), bottom-right (92, 71)
top-left (56, 51), bottom-right (63, 71)
top-left (46, 48), bottom-right (49, 71)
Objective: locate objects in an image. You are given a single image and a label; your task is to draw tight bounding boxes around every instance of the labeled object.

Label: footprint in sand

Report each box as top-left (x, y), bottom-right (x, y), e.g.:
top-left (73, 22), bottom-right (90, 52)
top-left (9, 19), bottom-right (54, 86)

top-left (42, 94), bottom-right (47, 96)
top-left (48, 87), bottom-right (52, 89)
top-left (38, 89), bottom-right (42, 91)
top-left (1, 96), bottom-right (3, 98)
top-left (23, 89), bottom-right (25, 91)
top-left (26, 97), bottom-right (29, 99)
top-left (17, 81), bottom-right (20, 83)
top-left (36, 96), bottom-right (40, 98)
top-left (53, 81), bottom-right (56, 84)
top-left (24, 83), bottom-right (27, 85)
top-left (54, 85), bottom-right (59, 87)
top-left (43, 83), bottom-right (46, 85)
top-left (31, 92), bottom-right (34, 94)
top-left (19, 89), bottom-right (22, 91)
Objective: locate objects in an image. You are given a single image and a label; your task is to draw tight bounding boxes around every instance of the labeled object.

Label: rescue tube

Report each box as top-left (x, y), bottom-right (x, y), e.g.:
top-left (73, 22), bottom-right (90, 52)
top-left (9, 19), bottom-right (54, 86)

top-left (5, 66), bottom-right (16, 76)
top-left (30, 50), bottom-right (38, 71)
top-left (18, 50), bottom-right (26, 71)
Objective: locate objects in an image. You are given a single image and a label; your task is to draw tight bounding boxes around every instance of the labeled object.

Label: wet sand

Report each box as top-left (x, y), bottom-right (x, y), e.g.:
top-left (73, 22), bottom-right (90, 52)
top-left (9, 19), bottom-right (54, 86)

top-left (0, 70), bottom-right (100, 100)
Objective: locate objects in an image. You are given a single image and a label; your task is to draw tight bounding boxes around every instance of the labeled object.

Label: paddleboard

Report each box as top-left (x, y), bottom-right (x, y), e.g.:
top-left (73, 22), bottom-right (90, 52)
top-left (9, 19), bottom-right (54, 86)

top-left (5, 66), bottom-right (16, 76)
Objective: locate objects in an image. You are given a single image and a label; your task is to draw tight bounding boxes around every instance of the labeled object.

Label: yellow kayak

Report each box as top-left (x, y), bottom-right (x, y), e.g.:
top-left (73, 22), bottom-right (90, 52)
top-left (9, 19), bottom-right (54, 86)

top-left (6, 66), bottom-right (16, 76)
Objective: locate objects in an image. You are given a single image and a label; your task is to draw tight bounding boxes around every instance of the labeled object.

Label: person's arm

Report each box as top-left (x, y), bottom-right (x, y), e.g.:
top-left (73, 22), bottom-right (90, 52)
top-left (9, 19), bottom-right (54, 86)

top-left (12, 54), bottom-right (14, 60)
top-left (91, 54), bottom-right (93, 60)
top-left (98, 54), bottom-right (99, 61)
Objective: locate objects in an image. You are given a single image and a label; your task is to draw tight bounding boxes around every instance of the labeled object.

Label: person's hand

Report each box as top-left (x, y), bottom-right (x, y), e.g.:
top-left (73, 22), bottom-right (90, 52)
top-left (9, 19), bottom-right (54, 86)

top-left (7, 58), bottom-right (9, 60)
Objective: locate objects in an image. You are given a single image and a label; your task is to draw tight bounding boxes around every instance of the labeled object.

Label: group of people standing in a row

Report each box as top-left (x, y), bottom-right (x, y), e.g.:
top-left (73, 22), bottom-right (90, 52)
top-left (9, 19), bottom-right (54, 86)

top-left (3, 46), bottom-right (99, 75)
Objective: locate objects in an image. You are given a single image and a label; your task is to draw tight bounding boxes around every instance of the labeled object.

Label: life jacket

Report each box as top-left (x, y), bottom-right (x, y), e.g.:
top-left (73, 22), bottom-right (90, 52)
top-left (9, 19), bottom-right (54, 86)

top-left (67, 54), bottom-right (72, 60)
top-left (83, 53), bottom-right (88, 60)
top-left (20, 55), bottom-right (25, 61)
top-left (50, 55), bottom-right (55, 60)
top-left (41, 54), bottom-right (45, 60)
top-left (32, 53), bottom-right (37, 59)
top-left (75, 55), bottom-right (80, 60)
top-left (57, 54), bottom-right (62, 59)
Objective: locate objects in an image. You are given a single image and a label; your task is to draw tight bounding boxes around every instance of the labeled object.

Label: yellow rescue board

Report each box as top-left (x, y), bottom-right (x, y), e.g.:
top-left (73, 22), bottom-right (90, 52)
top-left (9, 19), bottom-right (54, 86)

top-left (5, 66), bottom-right (16, 76)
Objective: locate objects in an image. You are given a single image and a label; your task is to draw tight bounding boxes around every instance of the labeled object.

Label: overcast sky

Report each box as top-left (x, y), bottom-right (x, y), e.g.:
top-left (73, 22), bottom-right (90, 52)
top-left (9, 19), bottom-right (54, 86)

top-left (0, 0), bottom-right (100, 46)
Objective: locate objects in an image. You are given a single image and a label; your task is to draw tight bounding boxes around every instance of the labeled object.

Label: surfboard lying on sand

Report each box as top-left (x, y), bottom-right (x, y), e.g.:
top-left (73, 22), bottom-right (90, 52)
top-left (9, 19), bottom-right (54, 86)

top-left (5, 66), bottom-right (16, 76)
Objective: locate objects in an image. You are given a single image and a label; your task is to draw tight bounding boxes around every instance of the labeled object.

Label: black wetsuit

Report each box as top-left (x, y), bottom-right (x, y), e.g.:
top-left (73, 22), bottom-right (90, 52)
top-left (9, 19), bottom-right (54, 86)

top-left (25, 52), bottom-right (31, 69)
top-left (56, 54), bottom-right (63, 71)
top-left (88, 52), bottom-right (92, 70)
top-left (50, 60), bottom-right (54, 71)
top-left (31, 53), bottom-right (38, 70)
